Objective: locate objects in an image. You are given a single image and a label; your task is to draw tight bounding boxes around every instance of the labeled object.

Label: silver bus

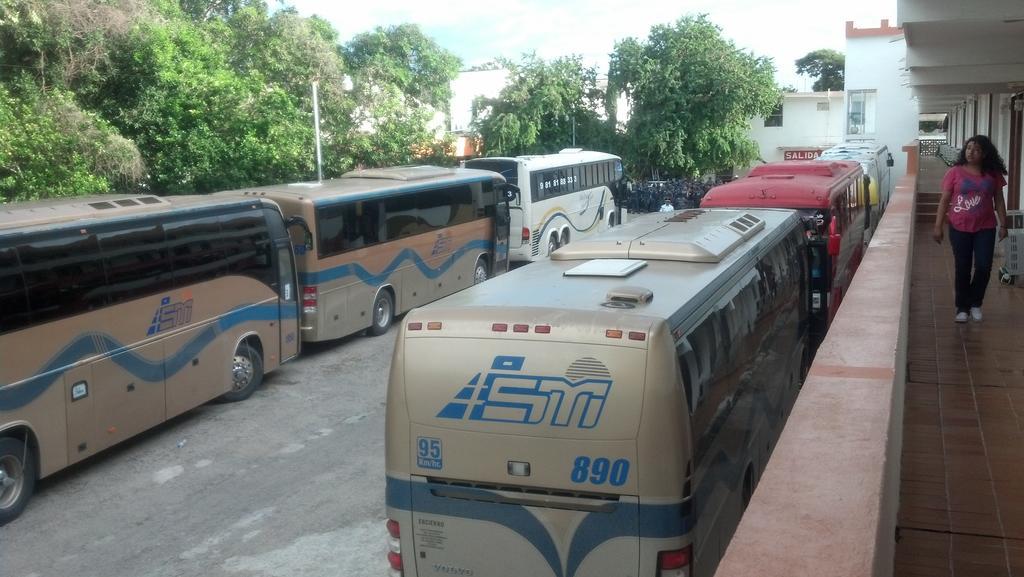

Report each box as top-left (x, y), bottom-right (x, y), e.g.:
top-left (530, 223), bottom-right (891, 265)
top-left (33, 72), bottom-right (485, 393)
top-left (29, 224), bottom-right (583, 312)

top-left (384, 208), bottom-right (808, 577)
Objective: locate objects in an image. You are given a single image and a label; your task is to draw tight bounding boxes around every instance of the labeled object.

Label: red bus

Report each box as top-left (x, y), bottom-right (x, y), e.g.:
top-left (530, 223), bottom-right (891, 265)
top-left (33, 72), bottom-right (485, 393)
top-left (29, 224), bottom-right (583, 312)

top-left (701, 160), bottom-right (867, 351)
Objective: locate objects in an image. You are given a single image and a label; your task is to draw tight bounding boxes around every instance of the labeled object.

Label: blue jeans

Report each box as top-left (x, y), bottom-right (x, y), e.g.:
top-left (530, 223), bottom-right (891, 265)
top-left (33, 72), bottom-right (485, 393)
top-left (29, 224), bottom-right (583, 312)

top-left (948, 225), bottom-right (996, 312)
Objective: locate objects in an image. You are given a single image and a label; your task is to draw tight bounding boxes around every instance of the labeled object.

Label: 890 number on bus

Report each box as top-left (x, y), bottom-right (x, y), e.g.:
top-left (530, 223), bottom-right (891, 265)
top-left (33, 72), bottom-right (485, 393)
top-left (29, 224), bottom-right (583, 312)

top-left (570, 456), bottom-right (630, 486)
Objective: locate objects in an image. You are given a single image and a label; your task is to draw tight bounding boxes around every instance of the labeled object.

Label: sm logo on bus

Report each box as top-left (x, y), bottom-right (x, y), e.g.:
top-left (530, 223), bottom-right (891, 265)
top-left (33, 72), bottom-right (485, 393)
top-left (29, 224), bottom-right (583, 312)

top-left (147, 294), bottom-right (194, 336)
top-left (436, 356), bottom-right (613, 429)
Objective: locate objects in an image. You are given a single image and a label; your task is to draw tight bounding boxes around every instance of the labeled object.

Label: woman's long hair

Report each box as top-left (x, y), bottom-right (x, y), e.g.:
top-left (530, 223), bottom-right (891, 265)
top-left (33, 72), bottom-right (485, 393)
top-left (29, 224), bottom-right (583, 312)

top-left (956, 134), bottom-right (1008, 175)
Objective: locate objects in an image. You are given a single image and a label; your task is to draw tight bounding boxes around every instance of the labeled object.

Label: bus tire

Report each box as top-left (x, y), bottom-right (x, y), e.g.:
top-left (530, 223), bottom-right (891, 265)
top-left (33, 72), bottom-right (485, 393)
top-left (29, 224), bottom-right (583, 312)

top-left (547, 235), bottom-right (559, 256)
top-left (473, 257), bottom-right (489, 284)
top-left (220, 342), bottom-right (264, 403)
top-left (368, 290), bottom-right (394, 336)
top-left (0, 436), bottom-right (36, 527)
top-left (560, 229), bottom-right (570, 247)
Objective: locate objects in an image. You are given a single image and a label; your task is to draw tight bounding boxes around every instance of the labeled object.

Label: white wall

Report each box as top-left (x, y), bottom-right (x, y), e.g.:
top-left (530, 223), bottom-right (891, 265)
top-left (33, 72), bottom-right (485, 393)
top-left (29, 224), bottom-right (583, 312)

top-left (744, 92), bottom-right (846, 173)
top-left (845, 31), bottom-right (919, 178)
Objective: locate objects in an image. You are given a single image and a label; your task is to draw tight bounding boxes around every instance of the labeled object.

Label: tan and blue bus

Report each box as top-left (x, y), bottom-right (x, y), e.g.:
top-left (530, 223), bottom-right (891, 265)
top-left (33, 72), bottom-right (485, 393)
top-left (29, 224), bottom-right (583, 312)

top-left (0, 194), bottom-right (299, 525)
top-left (384, 208), bottom-right (808, 577)
top-left (221, 166), bottom-right (511, 342)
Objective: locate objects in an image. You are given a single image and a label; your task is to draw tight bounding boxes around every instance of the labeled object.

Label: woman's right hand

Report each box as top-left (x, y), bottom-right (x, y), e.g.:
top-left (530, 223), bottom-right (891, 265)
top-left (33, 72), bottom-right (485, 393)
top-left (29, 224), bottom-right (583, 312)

top-left (932, 226), bottom-right (944, 244)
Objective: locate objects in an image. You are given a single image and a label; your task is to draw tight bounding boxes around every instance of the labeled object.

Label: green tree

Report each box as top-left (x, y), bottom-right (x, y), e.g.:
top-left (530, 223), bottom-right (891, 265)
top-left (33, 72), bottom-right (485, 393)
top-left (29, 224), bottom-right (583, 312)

top-left (343, 23), bottom-right (461, 111)
top-left (90, 18), bottom-right (314, 193)
top-left (795, 49), bottom-right (844, 92)
top-left (471, 54), bottom-right (608, 156)
top-left (217, 5), bottom-right (357, 177)
top-left (609, 15), bottom-right (779, 178)
top-left (342, 23), bottom-right (461, 166)
top-left (0, 80), bottom-right (142, 201)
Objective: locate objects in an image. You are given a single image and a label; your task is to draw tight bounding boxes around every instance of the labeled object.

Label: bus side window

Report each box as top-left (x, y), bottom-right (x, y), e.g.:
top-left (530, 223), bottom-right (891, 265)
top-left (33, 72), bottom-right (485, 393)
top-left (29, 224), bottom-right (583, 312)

top-left (97, 223), bottom-right (172, 305)
top-left (316, 204), bottom-right (347, 256)
top-left (676, 337), bottom-right (698, 413)
top-left (19, 231), bottom-right (107, 324)
top-left (165, 215), bottom-right (227, 287)
top-left (0, 246), bottom-right (31, 334)
top-left (220, 210), bottom-right (274, 288)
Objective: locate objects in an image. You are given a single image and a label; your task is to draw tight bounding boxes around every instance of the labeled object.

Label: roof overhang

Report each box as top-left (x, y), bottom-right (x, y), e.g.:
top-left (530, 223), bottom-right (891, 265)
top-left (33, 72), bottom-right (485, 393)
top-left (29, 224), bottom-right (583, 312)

top-left (898, 0), bottom-right (1024, 111)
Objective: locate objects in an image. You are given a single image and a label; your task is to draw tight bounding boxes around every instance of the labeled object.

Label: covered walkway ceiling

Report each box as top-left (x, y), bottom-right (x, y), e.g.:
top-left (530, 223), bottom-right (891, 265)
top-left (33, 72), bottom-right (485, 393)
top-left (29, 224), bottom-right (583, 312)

top-left (899, 0), bottom-right (1024, 112)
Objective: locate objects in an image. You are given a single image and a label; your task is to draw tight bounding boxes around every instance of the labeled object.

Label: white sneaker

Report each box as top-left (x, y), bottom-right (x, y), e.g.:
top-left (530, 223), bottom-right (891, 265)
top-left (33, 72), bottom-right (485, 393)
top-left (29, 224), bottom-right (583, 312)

top-left (970, 307), bottom-right (983, 322)
top-left (955, 311), bottom-right (969, 323)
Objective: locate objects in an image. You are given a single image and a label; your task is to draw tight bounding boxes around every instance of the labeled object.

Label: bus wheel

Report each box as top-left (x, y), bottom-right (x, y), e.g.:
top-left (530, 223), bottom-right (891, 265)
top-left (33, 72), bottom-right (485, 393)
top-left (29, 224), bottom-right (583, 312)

top-left (0, 437), bottom-right (36, 527)
top-left (547, 235), bottom-right (559, 256)
top-left (221, 342), bottom-right (264, 403)
top-left (560, 230), bottom-right (570, 247)
top-left (369, 290), bottom-right (394, 336)
top-left (473, 257), bottom-right (489, 284)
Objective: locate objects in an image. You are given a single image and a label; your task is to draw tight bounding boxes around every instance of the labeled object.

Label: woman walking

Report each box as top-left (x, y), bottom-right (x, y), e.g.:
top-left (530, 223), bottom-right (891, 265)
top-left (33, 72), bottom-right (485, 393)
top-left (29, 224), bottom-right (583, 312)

top-left (932, 135), bottom-right (1009, 323)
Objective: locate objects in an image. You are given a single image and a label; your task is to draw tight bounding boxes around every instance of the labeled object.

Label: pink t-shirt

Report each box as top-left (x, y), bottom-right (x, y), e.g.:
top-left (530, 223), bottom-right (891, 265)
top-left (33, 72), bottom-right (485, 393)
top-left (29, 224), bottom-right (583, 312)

top-left (941, 165), bottom-right (1006, 232)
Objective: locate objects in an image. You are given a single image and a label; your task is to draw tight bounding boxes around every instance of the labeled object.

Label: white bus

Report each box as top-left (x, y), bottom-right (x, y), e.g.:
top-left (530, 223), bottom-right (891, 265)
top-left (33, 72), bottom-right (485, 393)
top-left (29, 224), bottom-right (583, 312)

top-left (818, 141), bottom-right (894, 233)
top-left (385, 208), bottom-right (808, 577)
top-left (465, 149), bottom-right (624, 262)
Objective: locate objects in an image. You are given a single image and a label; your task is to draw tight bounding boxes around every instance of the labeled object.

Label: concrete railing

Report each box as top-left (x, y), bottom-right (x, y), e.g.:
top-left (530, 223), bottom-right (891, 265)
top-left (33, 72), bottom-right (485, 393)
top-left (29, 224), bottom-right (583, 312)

top-left (713, 172), bottom-right (917, 577)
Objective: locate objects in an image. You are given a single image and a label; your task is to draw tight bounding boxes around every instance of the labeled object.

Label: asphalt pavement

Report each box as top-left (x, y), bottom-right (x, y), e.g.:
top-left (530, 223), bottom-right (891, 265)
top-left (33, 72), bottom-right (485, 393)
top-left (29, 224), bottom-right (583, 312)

top-left (0, 328), bottom-right (396, 577)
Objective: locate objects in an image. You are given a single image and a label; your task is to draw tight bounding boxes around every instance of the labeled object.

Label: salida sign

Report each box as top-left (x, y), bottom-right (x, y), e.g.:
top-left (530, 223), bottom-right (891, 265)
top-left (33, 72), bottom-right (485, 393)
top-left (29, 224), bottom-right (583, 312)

top-left (784, 149), bottom-right (823, 161)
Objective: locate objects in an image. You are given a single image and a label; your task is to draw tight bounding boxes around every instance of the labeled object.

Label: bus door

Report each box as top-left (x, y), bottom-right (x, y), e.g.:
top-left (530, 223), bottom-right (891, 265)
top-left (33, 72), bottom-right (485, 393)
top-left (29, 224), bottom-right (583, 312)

top-left (490, 192), bottom-right (512, 275)
top-left (509, 196), bottom-right (525, 251)
top-left (807, 239), bottom-right (830, 351)
top-left (276, 242), bottom-right (300, 362)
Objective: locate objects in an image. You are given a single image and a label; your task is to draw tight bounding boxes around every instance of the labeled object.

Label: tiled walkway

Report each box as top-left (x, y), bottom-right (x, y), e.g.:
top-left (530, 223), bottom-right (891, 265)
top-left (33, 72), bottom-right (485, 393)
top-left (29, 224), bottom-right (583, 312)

top-left (896, 157), bottom-right (1024, 576)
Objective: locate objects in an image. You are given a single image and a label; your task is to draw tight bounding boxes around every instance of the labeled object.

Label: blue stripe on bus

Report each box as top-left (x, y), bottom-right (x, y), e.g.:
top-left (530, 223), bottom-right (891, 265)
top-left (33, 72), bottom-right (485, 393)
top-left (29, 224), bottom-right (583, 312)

top-left (298, 239), bottom-right (493, 286)
top-left (0, 303), bottom-right (288, 412)
top-left (386, 476), bottom-right (694, 577)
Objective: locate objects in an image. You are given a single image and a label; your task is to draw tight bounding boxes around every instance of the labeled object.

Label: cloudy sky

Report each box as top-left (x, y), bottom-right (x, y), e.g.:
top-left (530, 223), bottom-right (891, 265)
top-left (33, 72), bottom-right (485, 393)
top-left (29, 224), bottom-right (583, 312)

top-left (287, 0), bottom-right (897, 90)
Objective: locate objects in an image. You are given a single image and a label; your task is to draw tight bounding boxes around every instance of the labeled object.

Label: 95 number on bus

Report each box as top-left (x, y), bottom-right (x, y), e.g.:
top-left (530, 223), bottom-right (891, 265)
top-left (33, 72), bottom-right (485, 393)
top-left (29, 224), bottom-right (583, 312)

top-left (570, 456), bottom-right (630, 486)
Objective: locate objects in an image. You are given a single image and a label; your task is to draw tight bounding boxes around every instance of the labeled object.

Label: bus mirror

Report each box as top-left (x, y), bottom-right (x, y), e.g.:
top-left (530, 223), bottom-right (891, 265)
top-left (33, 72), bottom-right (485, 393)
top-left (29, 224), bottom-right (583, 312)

top-left (828, 233), bottom-right (841, 257)
top-left (502, 184), bottom-right (520, 203)
top-left (285, 215), bottom-right (313, 249)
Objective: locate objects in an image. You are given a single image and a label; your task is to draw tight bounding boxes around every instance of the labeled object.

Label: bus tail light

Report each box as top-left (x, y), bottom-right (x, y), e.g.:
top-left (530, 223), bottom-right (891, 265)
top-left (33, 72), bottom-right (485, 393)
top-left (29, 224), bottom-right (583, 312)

top-left (302, 286), bottom-right (318, 314)
top-left (628, 331), bottom-right (646, 341)
top-left (657, 545), bottom-right (692, 577)
top-left (522, 227), bottom-right (530, 243)
top-left (386, 519), bottom-right (403, 575)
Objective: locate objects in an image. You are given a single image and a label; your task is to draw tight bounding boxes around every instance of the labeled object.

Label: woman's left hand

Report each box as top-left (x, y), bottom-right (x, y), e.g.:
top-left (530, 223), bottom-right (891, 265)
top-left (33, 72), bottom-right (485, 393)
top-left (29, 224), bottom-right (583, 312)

top-left (999, 227), bottom-right (1009, 241)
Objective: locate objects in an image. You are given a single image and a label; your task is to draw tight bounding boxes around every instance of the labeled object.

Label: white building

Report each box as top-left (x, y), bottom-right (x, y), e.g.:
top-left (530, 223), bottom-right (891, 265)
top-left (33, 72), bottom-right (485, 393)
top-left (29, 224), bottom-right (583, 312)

top-left (899, 1), bottom-right (1024, 209)
top-left (744, 91), bottom-right (846, 174)
top-left (843, 20), bottom-right (919, 181)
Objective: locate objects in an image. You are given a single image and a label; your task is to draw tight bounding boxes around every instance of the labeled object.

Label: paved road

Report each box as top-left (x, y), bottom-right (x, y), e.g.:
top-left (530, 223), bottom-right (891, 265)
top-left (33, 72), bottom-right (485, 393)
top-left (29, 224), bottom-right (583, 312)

top-left (0, 329), bottom-right (396, 577)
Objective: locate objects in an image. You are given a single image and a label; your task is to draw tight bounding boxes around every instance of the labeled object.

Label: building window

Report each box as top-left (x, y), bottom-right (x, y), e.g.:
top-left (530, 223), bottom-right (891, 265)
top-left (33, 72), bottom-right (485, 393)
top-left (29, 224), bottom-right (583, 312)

top-left (764, 103), bottom-right (783, 127)
top-left (847, 90), bottom-right (877, 136)
top-left (817, 101), bottom-right (830, 111)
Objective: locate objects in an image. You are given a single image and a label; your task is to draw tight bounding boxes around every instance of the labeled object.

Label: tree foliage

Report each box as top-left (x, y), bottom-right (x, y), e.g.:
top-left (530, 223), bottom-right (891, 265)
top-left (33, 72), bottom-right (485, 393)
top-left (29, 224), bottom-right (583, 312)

top-left (795, 48), bottom-right (844, 92)
top-left (609, 15), bottom-right (779, 178)
top-left (471, 54), bottom-right (609, 157)
top-left (0, 80), bottom-right (142, 201)
top-left (0, 1), bottom-right (461, 199)
top-left (343, 23), bottom-right (461, 111)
